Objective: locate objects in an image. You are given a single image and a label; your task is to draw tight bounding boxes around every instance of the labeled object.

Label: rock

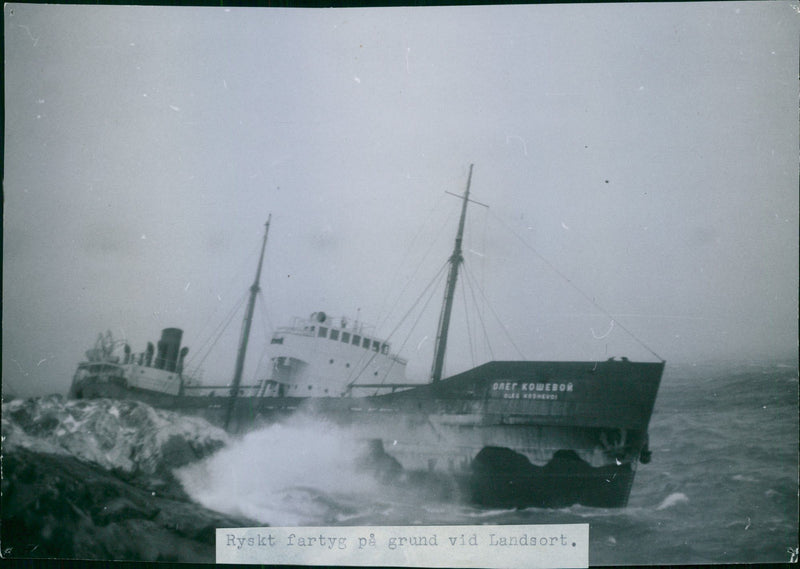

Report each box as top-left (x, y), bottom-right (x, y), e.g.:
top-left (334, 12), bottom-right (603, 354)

top-left (1, 447), bottom-right (256, 562)
top-left (3, 396), bottom-right (229, 484)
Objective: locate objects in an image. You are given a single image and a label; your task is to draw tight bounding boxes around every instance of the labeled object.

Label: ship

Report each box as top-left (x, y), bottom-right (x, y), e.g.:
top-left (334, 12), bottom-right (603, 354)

top-left (70, 165), bottom-right (664, 508)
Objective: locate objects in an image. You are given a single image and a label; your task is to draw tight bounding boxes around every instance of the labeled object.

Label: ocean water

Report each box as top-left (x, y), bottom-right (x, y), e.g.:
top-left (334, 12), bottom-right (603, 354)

top-left (3, 360), bottom-right (798, 565)
top-left (175, 360), bottom-right (799, 565)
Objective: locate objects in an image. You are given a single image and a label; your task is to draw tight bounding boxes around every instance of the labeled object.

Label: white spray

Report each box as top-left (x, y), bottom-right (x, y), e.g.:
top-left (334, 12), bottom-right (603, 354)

top-left (175, 414), bottom-right (384, 526)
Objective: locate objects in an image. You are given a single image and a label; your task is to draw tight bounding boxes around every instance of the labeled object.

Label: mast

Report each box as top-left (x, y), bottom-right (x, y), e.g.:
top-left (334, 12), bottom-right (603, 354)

top-left (225, 215), bottom-right (271, 430)
top-left (430, 165), bottom-right (473, 383)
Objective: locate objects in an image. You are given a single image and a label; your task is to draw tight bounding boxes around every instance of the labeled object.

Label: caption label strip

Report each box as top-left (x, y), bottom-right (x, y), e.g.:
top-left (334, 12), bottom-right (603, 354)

top-left (217, 524), bottom-right (588, 568)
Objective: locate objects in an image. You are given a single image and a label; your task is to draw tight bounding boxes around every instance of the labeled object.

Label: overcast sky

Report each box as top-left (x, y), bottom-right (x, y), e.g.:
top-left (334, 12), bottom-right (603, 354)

top-left (4, 2), bottom-right (798, 397)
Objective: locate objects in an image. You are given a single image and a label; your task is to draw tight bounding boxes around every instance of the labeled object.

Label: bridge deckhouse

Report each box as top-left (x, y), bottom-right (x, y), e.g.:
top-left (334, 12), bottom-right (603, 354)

top-left (263, 311), bottom-right (409, 397)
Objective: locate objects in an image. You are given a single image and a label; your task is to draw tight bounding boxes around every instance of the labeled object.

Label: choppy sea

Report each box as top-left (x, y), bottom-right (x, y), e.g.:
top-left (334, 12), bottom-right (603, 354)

top-left (2, 360), bottom-right (798, 565)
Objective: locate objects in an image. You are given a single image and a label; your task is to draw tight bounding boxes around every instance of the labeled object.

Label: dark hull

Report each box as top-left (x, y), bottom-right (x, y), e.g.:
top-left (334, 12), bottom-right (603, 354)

top-left (470, 447), bottom-right (635, 508)
top-left (71, 358), bottom-right (664, 508)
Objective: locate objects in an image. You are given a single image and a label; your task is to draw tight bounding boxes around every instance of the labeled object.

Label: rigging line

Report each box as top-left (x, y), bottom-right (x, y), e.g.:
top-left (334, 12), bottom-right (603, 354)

top-left (459, 271), bottom-right (477, 369)
top-left (248, 291), bottom-right (275, 383)
top-left (249, 337), bottom-right (271, 385)
top-left (462, 262), bottom-right (496, 360)
top-left (480, 204), bottom-right (489, 336)
top-left (464, 265), bottom-right (494, 360)
top-left (342, 311), bottom-right (402, 387)
top-left (256, 290), bottom-right (274, 339)
top-left (341, 305), bottom-right (405, 388)
top-left (186, 290), bottom-right (249, 367)
top-left (374, 193), bottom-right (457, 336)
top-left (348, 260), bottom-right (449, 390)
top-left (193, 238), bottom-right (263, 355)
top-left (462, 204), bottom-right (492, 361)
top-left (393, 190), bottom-right (450, 274)
top-left (488, 209), bottom-right (664, 362)
top-left (366, 280), bottom-right (448, 397)
top-left (186, 295), bottom-right (247, 377)
top-left (185, 291), bottom-right (249, 372)
top-left (460, 192), bottom-right (491, 360)
top-left (373, 261), bottom-right (450, 391)
top-left (342, 336), bottom-right (383, 388)
top-left (189, 248), bottom-right (262, 364)
top-left (381, 258), bottom-right (450, 348)
top-left (462, 261), bottom-right (525, 360)
top-left (347, 259), bottom-right (450, 389)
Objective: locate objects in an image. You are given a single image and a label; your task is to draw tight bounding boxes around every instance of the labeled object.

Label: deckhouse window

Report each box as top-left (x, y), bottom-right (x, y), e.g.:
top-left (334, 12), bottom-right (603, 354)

top-left (362, 337), bottom-right (370, 349)
top-left (352, 334), bottom-right (361, 346)
top-left (372, 340), bottom-right (380, 352)
top-left (271, 337), bottom-right (284, 345)
top-left (381, 343), bottom-right (389, 354)
top-left (342, 332), bottom-right (350, 343)
top-left (318, 326), bottom-right (328, 338)
top-left (330, 329), bottom-right (339, 341)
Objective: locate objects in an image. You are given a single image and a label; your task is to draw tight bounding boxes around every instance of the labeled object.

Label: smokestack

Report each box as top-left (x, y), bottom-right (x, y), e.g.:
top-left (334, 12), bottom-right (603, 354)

top-left (145, 342), bottom-right (154, 367)
top-left (155, 328), bottom-right (183, 372)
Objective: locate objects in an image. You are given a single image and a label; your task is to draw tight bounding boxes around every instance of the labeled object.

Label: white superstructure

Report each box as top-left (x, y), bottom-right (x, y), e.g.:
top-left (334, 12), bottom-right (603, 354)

top-left (262, 311), bottom-right (412, 397)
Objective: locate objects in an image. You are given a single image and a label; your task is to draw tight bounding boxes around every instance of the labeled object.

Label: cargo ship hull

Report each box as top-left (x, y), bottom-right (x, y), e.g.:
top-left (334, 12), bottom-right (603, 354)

top-left (71, 358), bottom-right (663, 508)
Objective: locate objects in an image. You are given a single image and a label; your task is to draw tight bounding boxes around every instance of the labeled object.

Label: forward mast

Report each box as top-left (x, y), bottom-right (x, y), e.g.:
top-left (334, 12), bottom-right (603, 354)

top-left (225, 215), bottom-right (271, 428)
top-left (430, 164), bottom-right (474, 384)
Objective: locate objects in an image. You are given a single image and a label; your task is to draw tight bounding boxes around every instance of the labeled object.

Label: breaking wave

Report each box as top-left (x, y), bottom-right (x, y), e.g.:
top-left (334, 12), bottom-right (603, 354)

top-left (175, 416), bottom-right (386, 526)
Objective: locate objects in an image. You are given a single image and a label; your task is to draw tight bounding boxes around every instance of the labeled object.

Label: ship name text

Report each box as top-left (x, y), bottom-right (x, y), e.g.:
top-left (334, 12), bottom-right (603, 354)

top-left (491, 381), bottom-right (573, 401)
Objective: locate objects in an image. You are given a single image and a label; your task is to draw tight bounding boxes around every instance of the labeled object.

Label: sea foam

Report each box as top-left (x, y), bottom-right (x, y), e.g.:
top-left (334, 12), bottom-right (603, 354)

top-left (175, 414), bottom-right (382, 526)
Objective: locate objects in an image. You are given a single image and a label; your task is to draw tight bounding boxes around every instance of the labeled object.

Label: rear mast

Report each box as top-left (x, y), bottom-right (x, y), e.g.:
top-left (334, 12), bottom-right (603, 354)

top-left (430, 165), bottom-right (473, 384)
top-left (225, 215), bottom-right (271, 429)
